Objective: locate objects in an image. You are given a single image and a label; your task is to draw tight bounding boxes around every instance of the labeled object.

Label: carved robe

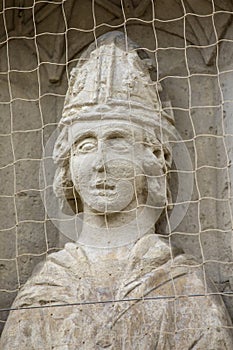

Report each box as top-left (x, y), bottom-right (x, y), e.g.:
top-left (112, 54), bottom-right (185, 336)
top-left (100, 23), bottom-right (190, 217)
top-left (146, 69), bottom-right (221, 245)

top-left (1, 234), bottom-right (233, 349)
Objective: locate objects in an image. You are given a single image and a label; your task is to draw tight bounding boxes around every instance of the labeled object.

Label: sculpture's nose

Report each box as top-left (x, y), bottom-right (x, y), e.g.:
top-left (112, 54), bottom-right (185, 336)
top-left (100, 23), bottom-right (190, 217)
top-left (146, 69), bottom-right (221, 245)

top-left (93, 147), bottom-right (105, 172)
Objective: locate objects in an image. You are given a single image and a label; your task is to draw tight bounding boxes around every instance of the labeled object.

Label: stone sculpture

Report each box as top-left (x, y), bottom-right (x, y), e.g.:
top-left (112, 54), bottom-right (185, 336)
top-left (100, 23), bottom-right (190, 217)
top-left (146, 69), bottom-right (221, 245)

top-left (1, 31), bottom-right (233, 349)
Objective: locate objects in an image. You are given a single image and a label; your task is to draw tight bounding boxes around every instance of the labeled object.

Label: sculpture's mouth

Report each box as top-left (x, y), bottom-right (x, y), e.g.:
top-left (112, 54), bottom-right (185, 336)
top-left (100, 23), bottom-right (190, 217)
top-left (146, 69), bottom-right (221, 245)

top-left (95, 183), bottom-right (115, 190)
top-left (91, 181), bottom-right (117, 197)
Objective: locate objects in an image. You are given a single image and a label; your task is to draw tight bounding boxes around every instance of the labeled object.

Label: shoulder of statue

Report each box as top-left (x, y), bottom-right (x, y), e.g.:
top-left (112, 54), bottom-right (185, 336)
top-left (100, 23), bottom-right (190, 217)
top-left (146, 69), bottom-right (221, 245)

top-left (11, 243), bottom-right (90, 308)
top-left (30, 242), bottom-right (87, 273)
top-left (171, 253), bottom-right (226, 300)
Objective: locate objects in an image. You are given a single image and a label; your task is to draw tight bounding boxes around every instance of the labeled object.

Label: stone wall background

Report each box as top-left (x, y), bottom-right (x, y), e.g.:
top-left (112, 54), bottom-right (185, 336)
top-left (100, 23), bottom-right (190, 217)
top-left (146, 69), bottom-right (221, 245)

top-left (0, 0), bottom-right (233, 335)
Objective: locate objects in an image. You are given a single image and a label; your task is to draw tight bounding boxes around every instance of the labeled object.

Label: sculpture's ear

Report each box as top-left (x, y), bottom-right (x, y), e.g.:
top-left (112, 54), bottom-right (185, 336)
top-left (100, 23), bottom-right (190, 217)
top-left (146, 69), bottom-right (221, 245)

top-left (152, 144), bottom-right (172, 178)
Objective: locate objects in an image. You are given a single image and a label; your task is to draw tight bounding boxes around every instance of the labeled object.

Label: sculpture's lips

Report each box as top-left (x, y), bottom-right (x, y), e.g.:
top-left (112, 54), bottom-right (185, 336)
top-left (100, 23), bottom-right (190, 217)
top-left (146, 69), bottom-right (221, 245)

top-left (95, 183), bottom-right (115, 190)
top-left (91, 182), bottom-right (117, 197)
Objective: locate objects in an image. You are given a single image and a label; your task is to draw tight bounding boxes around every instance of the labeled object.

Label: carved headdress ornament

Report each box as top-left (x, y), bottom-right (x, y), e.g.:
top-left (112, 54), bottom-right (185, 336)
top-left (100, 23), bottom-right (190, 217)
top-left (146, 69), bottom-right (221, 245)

top-left (54, 31), bottom-right (175, 164)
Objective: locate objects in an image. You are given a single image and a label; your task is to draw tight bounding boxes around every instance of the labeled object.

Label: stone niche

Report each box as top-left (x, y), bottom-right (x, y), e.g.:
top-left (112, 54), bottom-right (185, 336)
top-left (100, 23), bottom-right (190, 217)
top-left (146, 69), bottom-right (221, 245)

top-left (0, 0), bottom-right (233, 337)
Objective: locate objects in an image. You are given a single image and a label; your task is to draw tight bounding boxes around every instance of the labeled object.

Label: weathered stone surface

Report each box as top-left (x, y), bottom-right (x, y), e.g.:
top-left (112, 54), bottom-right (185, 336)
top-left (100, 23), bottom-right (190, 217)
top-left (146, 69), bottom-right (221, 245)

top-left (1, 0), bottom-right (233, 340)
top-left (1, 31), bottom-right (232, 349)
top-left (1, 235), bottom-right (233, 349)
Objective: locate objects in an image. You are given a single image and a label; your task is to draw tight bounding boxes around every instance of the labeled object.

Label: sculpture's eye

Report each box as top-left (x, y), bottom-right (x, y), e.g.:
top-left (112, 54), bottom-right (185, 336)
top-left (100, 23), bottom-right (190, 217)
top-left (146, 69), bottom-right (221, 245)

top-left (77, 138), bottom-right (97, 153)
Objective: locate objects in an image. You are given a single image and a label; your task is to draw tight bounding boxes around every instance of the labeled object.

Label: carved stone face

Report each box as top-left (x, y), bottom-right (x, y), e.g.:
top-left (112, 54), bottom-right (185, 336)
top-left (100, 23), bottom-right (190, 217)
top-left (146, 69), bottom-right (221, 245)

top-left (69, 120), bottom-right (166, 215)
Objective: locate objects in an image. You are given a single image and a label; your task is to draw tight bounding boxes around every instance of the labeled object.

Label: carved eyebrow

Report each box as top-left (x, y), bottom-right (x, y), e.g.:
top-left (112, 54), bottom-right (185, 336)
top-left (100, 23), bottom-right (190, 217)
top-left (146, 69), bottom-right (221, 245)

top-left (102, 129), bottom-right (134, 139)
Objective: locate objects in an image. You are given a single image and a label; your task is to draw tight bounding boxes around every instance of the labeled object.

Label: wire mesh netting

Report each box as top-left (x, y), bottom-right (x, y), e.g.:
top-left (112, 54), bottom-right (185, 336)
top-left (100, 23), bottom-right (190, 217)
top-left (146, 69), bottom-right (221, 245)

top-left (0, 0), bottom-right (233, 348)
